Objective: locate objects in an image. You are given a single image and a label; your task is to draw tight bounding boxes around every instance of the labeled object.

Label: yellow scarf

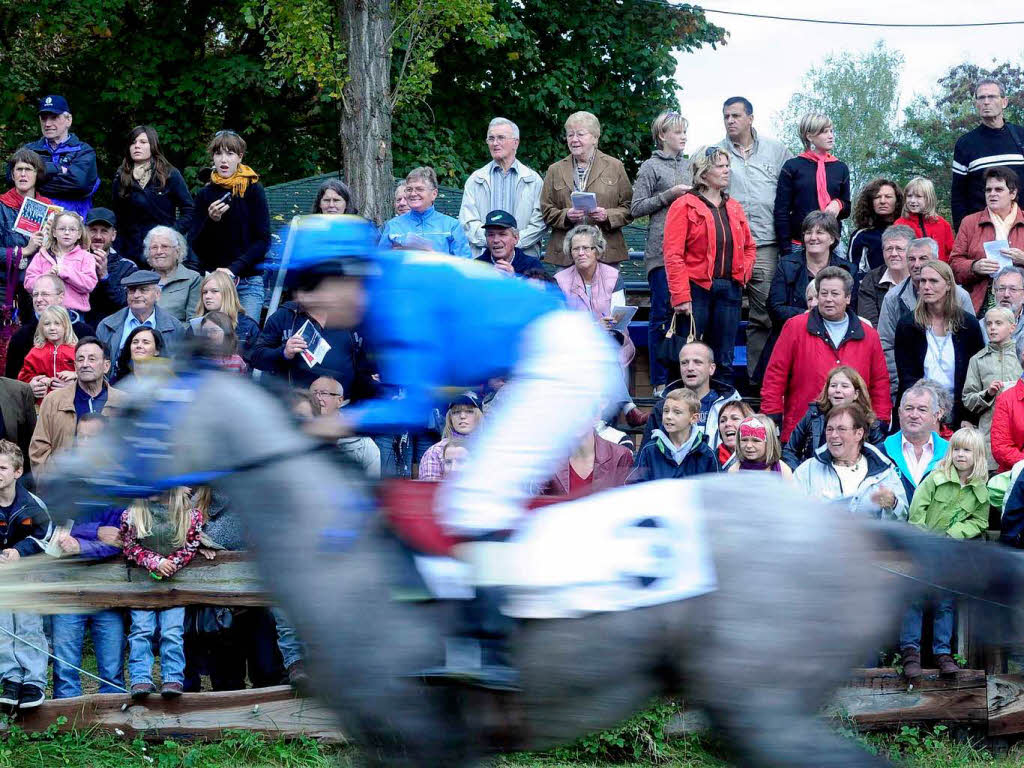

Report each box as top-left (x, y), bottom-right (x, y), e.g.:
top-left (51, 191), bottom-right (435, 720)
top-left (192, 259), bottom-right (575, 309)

top-left (210, 164), bottom-right (259, 198)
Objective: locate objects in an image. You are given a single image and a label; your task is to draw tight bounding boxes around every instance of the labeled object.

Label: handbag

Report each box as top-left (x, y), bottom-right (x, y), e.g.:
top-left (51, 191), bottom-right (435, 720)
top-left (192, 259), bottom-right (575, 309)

top-left (185, 605), bottom-right (235, 638)
top-left (655, 310), bottom-right (697, 373)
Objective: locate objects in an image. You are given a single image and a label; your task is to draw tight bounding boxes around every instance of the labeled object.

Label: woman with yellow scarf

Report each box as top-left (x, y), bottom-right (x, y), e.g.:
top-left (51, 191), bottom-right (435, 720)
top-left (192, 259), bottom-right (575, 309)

top-left (188, 131), bottom-right (270, 321)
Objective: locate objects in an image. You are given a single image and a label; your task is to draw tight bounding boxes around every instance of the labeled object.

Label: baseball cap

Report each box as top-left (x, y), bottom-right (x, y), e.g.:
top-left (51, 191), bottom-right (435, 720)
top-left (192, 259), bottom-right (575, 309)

top-left (38, 95), bottom-right (70, 115)
top-left (448, 391), bottom-right (481, 411)
top-left (482, 210), bottom-right (517, 230)
top-left (85, 207), bottom-right (117, 227)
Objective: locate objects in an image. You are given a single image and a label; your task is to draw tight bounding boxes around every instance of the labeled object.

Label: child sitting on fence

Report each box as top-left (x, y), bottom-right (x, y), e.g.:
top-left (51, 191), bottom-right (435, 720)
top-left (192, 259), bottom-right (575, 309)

top-left (899, 426), bottom-right (989, 681)
top-left (0, 440), bottom-right (52, 712)
top-left (17, 305), bottom-right (78, 404)
top-left (121, 486), bottom-right (203, 699)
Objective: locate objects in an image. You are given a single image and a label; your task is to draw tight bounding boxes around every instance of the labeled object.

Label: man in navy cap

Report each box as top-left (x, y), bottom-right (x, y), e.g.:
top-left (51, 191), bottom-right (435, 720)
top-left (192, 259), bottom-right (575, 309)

top-left (94, 270), bottom-right (185, 379)
top-left (474, 209), bottom-right (544, 276)
top-left (24, 95), bottom-right (99, 217)
top-left (84, 207), bottom-right (138, 324)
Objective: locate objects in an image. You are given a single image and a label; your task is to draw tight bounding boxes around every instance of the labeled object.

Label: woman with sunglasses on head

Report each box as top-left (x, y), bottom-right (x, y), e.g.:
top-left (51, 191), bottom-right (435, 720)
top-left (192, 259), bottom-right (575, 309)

top-left (662, 146), bottom-right (756, 388)
top-left (111, 126), bottom-right (194, 267)
top-left (188, 130), bottom-right (270, 322)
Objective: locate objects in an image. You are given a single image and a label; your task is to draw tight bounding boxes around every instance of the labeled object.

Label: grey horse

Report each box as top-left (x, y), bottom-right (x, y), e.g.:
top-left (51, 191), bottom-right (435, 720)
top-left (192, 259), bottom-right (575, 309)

top-left (43, 370), bottom-right (1024, 767)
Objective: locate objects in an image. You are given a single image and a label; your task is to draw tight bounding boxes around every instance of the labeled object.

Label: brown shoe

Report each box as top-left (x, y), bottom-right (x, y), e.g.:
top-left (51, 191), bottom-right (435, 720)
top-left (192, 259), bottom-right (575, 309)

top-left (131, 682), bottom-right (156, 700)
top-left (160, 682), bottom-right (184, 698)
top-left (935, 654), bottom-right (960, 677)
top-left (900, 648), bottom-right (922, 681)
top-left (287, 661), bottom-right (311, 695)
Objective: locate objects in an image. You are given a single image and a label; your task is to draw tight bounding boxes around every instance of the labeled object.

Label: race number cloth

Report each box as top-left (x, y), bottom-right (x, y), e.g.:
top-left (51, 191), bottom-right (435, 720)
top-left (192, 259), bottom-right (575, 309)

top-left (494, 480), bottom-right (716, 618)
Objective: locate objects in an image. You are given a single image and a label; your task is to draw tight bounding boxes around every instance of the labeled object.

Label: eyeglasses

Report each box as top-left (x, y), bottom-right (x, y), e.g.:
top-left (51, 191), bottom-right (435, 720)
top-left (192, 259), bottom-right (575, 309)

top-left (312, 390), bottom-right (343, 398)
top-left (995, 285), bottom-right (1024, 294)
top-left (704, 146), bottom-right (721, 158)
top-left (571, 245), bottom-right (597, 253)
top-left (824, 425), bottom-right (854, 435)
top-left (32, 291), bottom-right (60, 299)
top-left (565, 130), bottom-right (591, 140)
top-left (214, 129), bottom-right (240, 137)
top-left (486, 135), bottom-right (514, 143)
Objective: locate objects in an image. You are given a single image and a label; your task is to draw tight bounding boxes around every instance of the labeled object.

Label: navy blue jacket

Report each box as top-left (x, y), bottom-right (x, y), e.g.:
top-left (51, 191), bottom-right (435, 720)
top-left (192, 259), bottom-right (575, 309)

top-left (188, 180), bottom-right (270, 279)
top-left (112, 167), bottom-right (195, 266)
top-left (782, 403), bottom-right (886, 470)
top-left (1001, 468), bottom-right (1024, 548)
top-left (186, 312), bottom-right (261, 362)
top-left (475, 247), bottom-right (545, 275)
top-left (0, 482), bottom-right (51, 557)
top-left (86, 250), bottom-right (138, 326)
top-left (250, 301), bottom-right (376, 394)
top-left (773, 156), bottom-right (851, 255)
top-left (767, 250), bottom-right (859, 330)
top-left (630, 430), bottom-right (719, 483)
top-left (24, 134), bottom-right (99, 214)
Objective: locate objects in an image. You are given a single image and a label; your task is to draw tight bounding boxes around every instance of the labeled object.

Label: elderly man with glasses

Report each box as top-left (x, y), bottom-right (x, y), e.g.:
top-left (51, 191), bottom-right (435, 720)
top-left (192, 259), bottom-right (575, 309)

top-left (24, 95), bottom-right (99, 217)
top-left (379, 166), bottom-right (471, 257)
top-left (459, 118), bottom-right (545, 258)
top-left (310, 375), bottom-right (381, 477)
top-left (4, 275), bottom-right (94, 383)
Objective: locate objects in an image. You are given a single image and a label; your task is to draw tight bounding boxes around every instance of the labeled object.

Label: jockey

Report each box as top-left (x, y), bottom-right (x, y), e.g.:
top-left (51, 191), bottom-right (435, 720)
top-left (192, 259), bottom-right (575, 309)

top-left (278, 215), bottom-right (622, 690)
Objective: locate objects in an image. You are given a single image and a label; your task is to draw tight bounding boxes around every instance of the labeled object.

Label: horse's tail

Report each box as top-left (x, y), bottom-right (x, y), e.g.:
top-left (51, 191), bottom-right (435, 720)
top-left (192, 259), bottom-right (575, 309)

top-left (871, 521), bottom-right (1024, 645)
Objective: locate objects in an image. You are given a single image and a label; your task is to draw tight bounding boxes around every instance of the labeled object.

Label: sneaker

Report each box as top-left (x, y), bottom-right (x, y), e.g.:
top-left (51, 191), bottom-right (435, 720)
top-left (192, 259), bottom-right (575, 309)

top-left (17, 684), bottom-right (44, 710)
top-left (286, 661), bottom-right (311, 695)
top-left (160, 682), bottom-right (184, 699)
top-left (0, 680), bottom-right (20, 708)
top-left (130, 682), bottom-right (156, 700)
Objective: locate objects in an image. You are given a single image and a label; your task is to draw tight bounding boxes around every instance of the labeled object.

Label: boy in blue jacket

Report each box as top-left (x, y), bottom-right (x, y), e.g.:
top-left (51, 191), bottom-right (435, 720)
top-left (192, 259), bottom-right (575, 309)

top-left (0, 440), bottom-right (52, 711)
top-left (631, 389), bottom-right (719, 482)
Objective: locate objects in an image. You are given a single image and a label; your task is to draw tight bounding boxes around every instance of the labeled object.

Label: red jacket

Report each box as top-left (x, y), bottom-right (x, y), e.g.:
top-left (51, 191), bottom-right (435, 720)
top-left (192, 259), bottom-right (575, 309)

top-left (545, 432), bottom-right (633, 496)
top-left (990, 380), bottom-right (1024, 472)
top-left (950, 207), bottom-right (1024, 313)
top-left (894, 214), bottom-right (954, 262)
top-left (760, 309), bottom-right (892, 441)
top-left (17, 342), bottom-right (76, 402)
top-left (662, 193), bottom-right (756, 307)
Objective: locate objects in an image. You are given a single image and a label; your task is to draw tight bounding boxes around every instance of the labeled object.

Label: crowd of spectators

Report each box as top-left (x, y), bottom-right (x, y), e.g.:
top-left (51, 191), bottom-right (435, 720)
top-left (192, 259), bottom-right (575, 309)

top-left (0, 77), bottom-right (1023, 707)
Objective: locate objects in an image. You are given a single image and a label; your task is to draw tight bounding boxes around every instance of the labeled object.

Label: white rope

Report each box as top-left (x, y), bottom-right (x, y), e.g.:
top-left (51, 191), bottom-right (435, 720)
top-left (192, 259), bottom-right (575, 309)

top-left (0, 622), bottom-right (128, 693)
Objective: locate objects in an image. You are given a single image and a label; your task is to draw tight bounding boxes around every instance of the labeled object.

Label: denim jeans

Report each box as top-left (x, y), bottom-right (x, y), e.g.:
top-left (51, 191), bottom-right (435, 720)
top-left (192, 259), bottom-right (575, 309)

top-left (647, 267), bottom-right (672, 388)
top-left (688, 278), bottom-right (742, 387)
top-left (374, 434), bottom-right (407, 478)
top-left (236, 275), bottom-right (266, 324)
top-left (0, 611), bottom-right (47, 688)
top-left (271, 607), bottom-right (304, 669)
top-left (899, 597), bottom-right (955, 655)
top-left (129, 607), bottom-right (185, 685)
top-left (53, 611), bottom-right (126, 697)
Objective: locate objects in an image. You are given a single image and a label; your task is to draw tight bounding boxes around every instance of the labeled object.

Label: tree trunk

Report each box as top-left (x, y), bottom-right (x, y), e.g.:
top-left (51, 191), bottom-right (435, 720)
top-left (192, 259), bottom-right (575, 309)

top-left (340, 0), bottom-right (393, 226)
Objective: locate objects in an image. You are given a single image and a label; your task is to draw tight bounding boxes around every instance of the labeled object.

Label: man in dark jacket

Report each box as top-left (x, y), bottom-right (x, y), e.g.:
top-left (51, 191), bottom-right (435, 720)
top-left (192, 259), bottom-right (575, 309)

top-left (0, 439), bottom-right (52, 710)
top-left (855, 224), bottom-right (912, 327)
top-left (24, 95), bottom-right (99, 217)
top-left (250, 299), bottom-right (377, 394)
top-left (84, 207), bottom-right (138, 325)
top-left (473, 210), bottom-right (544, 276)
top-left (5, 274), bottom-right (94, 381)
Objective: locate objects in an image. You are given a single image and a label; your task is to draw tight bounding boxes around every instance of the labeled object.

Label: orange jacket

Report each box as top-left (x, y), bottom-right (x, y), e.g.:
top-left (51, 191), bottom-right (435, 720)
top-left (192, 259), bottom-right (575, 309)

top-left (662, 193), bottom-right (756, 307)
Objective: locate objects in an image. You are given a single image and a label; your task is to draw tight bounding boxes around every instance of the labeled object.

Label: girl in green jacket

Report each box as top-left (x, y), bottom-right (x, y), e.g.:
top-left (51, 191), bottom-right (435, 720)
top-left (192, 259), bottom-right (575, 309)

top-left (899, 426), bottom-right (990, 680)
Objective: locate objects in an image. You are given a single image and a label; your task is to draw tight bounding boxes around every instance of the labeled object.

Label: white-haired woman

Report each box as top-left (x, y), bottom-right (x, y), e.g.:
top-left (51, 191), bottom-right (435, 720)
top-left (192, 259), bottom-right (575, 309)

top-left (540, 111), bottom-right (633, 267)
top-left (662, 147), bottom-right (756, 387)
top-left (773, 113), bottom-right (851, 257)
top-left (145, 225), bottom-right (201, 322)
top-left (631, 109), bottom-right (692, 392)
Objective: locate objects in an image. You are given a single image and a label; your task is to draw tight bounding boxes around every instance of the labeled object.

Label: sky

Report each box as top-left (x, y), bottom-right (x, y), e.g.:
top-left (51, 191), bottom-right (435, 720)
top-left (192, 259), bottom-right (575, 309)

top-left (674, 1), bottom-right (1024, 149)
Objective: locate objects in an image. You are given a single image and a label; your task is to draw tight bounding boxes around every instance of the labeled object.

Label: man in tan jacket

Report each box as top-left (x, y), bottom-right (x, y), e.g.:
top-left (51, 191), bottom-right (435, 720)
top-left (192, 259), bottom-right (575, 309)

top-left (29, 337), bottom-right (126, 471)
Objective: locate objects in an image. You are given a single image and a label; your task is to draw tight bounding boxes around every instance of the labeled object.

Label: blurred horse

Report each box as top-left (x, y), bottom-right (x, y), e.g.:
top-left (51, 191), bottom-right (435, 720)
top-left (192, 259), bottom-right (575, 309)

top-left (40, 370), bottom-right (1024, 767)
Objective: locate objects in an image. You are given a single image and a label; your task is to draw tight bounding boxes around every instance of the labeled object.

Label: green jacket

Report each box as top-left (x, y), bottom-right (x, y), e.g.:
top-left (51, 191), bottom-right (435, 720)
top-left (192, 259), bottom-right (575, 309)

top-left (907, 468), bottom-right (989, 540)
top-left (963, 339), bottom-right (1022, 468)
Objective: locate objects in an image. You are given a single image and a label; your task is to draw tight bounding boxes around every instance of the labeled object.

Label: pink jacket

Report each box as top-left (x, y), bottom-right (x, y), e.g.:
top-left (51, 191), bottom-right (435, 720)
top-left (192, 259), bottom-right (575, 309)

top-left (24, 246), bottom-right (98, 312)
top-left (555, 262), bottom-right (636, 365)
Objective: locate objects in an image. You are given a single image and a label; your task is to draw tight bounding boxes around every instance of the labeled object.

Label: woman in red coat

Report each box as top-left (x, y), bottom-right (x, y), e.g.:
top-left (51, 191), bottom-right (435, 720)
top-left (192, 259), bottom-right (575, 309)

top-left (662, 147), bottom-right (756, 386)
top-left (761, 266), bottom-right (891, 442)
top-left (990, 378), bottom-right (1024, 472)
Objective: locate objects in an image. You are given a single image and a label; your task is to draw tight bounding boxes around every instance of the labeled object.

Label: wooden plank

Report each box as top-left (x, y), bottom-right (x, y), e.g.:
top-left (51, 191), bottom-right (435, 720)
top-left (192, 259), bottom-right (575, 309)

top-left (2, 686), bottom-right (346, 742)
top-left (988, 674), bottom-right (1024, 737)
top-left (0, 551), bottom-right (268, 610)
top-left (846, 668), bottom-right (985, 692)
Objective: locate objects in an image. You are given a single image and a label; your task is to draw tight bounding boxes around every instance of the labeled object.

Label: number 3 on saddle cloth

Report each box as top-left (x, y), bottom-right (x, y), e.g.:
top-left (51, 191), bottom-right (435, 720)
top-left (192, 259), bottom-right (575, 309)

top-left (380, 479), bottom-right (719, 618)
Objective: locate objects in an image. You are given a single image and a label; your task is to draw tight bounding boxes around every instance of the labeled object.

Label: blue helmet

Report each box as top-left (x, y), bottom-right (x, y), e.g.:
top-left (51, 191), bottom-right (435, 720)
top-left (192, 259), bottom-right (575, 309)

top-left (264, 214), bottom-right (381, 289)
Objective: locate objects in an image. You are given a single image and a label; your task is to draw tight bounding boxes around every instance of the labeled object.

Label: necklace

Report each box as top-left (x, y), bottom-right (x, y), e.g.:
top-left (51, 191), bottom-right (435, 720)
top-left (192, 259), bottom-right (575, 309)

top-left (833, 456), bottom-right (862, 467)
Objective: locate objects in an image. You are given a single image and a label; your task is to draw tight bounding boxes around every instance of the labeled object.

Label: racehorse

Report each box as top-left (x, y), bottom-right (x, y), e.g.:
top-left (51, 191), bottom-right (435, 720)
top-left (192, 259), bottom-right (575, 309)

top-left (40, 369), bottom-right (1024, 767)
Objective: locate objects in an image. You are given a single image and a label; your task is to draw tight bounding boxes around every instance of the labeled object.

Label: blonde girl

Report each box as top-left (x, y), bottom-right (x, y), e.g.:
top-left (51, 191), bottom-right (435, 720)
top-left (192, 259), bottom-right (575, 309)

top-left (24, 211), bottom-right (97, 312)
top-left (900, 426), bottom-right (989, 679)
top-left (418, 394), bottom-right (485, 481)
top-left (17, 305), bottom-right (77, 402)
top-left (120, 487), bottom-right (203, 698)
top-left (728, 414), bottom-right (793, 480)
top-left (895, 177), bottom-right (954, 261)
top-left (187, 271), bottom-right (260, 358)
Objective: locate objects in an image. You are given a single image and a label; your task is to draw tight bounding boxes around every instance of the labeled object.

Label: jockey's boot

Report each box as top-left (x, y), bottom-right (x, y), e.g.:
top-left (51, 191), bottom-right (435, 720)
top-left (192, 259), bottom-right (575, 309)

top-left (417, 586), bottom-right (520, 692)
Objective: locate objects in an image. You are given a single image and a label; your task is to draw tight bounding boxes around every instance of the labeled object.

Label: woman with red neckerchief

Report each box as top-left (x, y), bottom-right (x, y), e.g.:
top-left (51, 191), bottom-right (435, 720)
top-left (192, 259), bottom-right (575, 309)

top-left (772, 113), bottom-right (851, 259)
